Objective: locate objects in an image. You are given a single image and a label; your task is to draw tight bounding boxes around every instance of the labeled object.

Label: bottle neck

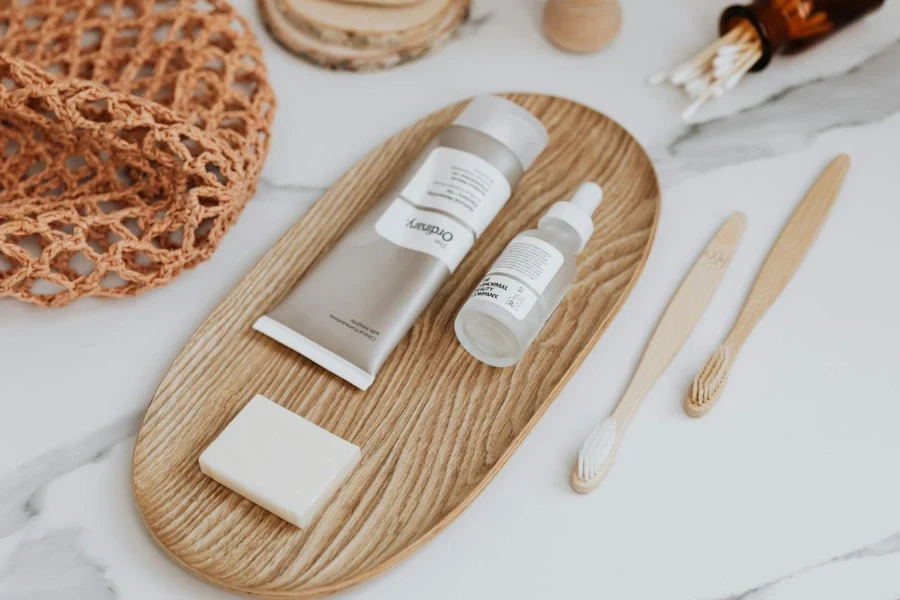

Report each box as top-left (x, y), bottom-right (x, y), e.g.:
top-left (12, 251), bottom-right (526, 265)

top-left (539, 219), bottom-right (584, 255)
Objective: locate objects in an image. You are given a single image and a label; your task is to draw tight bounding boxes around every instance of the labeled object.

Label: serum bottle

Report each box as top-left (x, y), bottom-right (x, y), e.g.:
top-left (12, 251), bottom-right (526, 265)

top-left (455, 182), bottom-right (603, 367)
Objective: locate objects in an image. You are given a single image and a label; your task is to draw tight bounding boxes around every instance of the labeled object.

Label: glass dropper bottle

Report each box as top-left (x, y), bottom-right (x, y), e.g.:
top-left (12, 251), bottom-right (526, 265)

top-left (649, 0), bottom-right (886, 119)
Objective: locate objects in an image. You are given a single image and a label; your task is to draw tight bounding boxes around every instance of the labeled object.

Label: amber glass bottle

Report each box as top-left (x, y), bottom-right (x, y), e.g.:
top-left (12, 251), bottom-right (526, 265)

top-left (720, 0), bottom-right (886, 70)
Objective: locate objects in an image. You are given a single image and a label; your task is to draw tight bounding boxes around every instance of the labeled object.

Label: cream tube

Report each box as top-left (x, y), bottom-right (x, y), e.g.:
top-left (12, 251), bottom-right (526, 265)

top-left (253, 96), bottom-right (548, 390)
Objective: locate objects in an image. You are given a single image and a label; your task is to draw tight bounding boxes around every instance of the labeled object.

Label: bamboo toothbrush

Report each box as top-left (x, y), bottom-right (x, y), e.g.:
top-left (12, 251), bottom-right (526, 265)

top-left (685, 154), bottom-right (851, 418)
top-left (573, 213), bottom-right (747, 494)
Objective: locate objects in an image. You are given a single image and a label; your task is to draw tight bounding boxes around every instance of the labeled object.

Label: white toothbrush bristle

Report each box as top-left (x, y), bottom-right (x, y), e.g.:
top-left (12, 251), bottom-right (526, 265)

top-left (576, 418), bottom-right (617, 483)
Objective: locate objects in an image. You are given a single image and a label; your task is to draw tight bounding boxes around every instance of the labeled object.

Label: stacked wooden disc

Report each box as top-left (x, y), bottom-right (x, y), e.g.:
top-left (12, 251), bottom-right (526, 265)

top-left (259, 0), bottom-right (470, 70)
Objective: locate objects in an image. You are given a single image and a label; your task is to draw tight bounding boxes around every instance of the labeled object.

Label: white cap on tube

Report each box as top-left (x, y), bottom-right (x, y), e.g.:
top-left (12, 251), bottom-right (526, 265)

top-left (452, 96), bottom-right (549, 170)
top-left (538, 182), bottom-right (603, 252)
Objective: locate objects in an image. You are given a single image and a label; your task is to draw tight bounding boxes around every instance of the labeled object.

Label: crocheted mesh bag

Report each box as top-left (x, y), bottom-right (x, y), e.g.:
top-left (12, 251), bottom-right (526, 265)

top-left (0, 0), bottom-right (275, 306)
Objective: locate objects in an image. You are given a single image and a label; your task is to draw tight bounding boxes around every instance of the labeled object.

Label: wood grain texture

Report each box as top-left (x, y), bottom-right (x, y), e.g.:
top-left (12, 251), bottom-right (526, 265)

top-left (571, 212), bottom-right (746, 493)
top-left (277, 0), bottom-right (458, 43)
top-left (132, 94), bottom-right (660, 598)
top-left (258, 0), bottom-right (468, 71)
top-left (725, 155), bottom-right (849, 352)
top-left (543, 0), bottom-right (622, 54)
top-left (329, 0), bottom-right (425, 7)
top-left (685, 154), bottom-right (850, 417)
top-left (613, 212), bottom-right (746, 425)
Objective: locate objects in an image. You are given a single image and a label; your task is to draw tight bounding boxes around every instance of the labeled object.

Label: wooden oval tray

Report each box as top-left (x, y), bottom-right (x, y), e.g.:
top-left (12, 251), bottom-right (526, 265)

top-left (132, 94), bottom-right (660, 598)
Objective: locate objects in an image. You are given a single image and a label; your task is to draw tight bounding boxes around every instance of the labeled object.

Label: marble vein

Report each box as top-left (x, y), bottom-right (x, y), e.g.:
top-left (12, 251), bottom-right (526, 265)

top-left (1, 10), bottom-right (898, 598)
top-left (0, 530), bottom-right (116, 600)
top-left (0, 411), bottom-right (141, 540)
top-left (717, 530), bottom-right (900, 600)
top-left (655, 38), bottom-right (900, 185)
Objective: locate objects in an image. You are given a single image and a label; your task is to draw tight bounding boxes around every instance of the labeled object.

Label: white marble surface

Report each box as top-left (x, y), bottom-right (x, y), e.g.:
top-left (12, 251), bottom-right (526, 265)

top-left (2, 0), bottom-right (900, 598)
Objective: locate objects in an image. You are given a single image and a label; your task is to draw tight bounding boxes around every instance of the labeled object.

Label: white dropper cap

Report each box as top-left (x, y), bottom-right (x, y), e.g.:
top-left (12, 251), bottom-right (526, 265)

top-left (538, 182), bottom-right (603, 252)
top-left (452, 96), bottom-right (549, 170)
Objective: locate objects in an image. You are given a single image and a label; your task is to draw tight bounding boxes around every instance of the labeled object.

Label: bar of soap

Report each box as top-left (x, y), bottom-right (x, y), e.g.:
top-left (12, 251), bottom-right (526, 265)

top-left (199, 394), bottom-right (360, 528)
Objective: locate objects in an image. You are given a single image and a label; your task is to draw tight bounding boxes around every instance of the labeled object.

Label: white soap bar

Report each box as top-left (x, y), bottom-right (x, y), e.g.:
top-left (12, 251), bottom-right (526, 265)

top-left (199, 394), bottom-right (360, 528)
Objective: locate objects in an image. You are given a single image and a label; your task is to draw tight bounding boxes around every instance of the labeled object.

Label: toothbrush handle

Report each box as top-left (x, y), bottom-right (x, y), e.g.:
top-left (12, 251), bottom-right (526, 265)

top-left (725, 154), bottom-right (850, 353)
top-left (611, 212), bottom-right (747, 427)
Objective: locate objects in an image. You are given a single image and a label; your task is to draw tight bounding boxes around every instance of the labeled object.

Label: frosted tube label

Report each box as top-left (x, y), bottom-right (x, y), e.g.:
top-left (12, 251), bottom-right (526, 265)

top-left (375, 199), bottom-right (475, 272)
top-left (400, 147), bottom-right (512, 236)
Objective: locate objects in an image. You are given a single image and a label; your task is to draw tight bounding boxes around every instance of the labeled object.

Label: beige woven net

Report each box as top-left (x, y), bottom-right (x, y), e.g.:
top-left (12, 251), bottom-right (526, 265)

top-left (0, 0), bottom-right (275, 306)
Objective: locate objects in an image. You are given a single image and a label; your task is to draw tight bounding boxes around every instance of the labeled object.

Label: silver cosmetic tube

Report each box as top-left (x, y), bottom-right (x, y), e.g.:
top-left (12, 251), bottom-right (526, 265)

top-left (254, 97), bottom-right (548, 389)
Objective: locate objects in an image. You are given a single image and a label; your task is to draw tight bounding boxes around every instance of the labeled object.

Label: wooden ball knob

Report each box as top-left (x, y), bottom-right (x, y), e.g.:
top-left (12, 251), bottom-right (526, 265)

top-left (543, 0), bottom-right (622, 53)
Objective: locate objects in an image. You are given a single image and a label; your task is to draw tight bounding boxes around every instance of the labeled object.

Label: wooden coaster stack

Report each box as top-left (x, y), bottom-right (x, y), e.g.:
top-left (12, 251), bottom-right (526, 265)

top-left (259, 0), bottom-right (470, 70)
